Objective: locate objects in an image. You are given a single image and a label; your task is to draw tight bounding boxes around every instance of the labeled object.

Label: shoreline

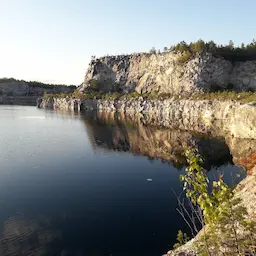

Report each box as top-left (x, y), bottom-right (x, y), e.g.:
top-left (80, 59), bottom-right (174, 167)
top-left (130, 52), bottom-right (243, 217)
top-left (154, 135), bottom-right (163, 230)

top-left (38, 97), bottom-right (256, 139)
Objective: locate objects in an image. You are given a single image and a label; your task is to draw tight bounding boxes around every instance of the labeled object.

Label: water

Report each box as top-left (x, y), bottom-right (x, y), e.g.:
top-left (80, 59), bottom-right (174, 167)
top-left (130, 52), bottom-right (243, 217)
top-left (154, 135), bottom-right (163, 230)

top-left (0, 105), bottom-right (246, 256)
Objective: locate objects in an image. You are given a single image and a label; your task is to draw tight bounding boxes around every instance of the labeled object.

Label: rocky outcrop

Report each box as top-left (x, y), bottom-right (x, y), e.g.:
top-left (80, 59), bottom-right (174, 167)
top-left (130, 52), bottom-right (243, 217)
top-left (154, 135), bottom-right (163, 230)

top-left (80, 52), bottom-right (256, 94)
top-left (39, 97), bottom-right (256, 139)
top-left (0, 79), bottom-right (75, 105)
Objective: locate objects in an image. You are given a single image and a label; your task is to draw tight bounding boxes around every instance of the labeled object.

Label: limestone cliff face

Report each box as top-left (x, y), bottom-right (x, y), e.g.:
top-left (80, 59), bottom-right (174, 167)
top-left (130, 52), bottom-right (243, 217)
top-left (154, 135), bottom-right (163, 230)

top-left (39, 97), bottom-right (256, 139)
top-left (81, 52), bottom-right (256, 94)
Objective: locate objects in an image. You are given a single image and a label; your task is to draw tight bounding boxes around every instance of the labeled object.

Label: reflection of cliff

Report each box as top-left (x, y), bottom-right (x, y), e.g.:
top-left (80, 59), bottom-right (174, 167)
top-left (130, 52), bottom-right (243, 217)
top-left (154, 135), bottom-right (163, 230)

top-left (0, 216), bottom-right (61, 256)
top-left (82, 112), bottom-right (248, 169)
top-left (226, 137), bottom-right (256, 173)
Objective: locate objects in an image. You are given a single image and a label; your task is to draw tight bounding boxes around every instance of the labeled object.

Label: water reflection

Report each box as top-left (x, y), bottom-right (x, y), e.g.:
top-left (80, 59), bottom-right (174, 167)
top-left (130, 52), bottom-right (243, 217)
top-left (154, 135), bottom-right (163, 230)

top-left (0, 107), bottom-right (255, 256)
top-left (0, 215), bottom-right (61, 256)
top-left (82, 111), bottom-right (256, 171)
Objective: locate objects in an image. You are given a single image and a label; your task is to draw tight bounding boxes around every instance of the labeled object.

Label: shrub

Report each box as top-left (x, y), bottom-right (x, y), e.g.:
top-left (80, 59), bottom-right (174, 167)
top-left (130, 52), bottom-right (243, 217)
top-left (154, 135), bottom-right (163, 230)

top-left (175, 148), bottom-right (256, 255)
top-left (177, 51), bottom-right (192, 64)
top-left (189, 39), bottom-right (206, 54)
top-left (173, 230), bottom-right (190, 249)
top-left (89, 79), bottom-right (100, 91)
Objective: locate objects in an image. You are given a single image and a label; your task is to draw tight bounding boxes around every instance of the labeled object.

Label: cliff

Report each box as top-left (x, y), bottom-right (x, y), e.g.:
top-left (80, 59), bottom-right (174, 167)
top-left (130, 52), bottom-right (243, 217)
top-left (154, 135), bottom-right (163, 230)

top-left (0, 78), bottom-right (76, 105)
top-left (39, 97), bottom-right (256, 139)
top-left (80, 52), bottom-right (256, 95)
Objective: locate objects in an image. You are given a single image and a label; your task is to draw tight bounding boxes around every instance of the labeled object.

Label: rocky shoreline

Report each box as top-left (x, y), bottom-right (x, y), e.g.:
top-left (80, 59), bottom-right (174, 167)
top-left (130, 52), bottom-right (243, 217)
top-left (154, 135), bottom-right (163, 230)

top-left (38, 97), bottom-right (256, 139)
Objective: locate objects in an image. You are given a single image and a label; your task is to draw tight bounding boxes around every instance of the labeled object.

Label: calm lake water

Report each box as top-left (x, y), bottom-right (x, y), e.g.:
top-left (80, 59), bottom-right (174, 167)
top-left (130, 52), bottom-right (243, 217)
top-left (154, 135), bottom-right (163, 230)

top-left (0, 105), bottom-right (245, 256)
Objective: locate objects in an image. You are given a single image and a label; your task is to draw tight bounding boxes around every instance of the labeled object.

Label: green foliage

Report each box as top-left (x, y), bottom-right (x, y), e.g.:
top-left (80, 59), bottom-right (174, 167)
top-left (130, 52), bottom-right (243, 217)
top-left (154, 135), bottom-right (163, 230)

top-left (174, 41), bottom-right (190, 53)
top-left (173, 230), bottom-right (190, 249)
top-left (190, 91), bottom-right (256, 104)
top-left (101, 92), bottom-right (121, 100)
top-left (0, 77), bottom-right (77, 90)
top-left (89, 79), bottom-right (100, 91)
top-left (119, 91), bottom-right (141, 99)
top-left (177, 50), bottom-right (192, 64)
top-left (0, 77), bottom-right (17, 84)
top-left (149, 47), bottom-right (157, 54)
top-left (177, 148), bottom-right (256, 255)
top-left (27, 80), bottom-right (77, 90)
top-left (169, 39), bottom-right (256, 61)
top-left (163, 46), bottom-right (168, 52)
top-left (189, 39), bottom-right (206, 54)
top-left (43, 91), bottom-right (256, 104)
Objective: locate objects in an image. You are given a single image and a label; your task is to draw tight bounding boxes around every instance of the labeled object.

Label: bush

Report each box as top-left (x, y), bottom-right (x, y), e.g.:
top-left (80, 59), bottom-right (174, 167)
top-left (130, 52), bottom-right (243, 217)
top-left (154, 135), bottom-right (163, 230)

top-left (89, 79), bottom-right (100, 91)
top-left (189, 39), bottom-right (206, 54)
top-left (173, 230), bottom-right (190, 249)
top-left (177, 51), bottom-right (192, 64)
top-left (175, 148), bottom-right (256, 255)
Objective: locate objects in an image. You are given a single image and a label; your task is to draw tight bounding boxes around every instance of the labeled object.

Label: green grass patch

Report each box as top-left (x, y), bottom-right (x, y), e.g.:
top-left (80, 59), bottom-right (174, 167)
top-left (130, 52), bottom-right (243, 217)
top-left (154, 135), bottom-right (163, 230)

top-left (43, 91), bottom-right (256, 104)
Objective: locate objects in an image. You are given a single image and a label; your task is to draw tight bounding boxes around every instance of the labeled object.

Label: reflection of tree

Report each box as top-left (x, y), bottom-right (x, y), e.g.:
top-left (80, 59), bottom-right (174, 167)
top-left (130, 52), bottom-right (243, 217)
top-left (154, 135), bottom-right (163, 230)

top-left (0, 215), bottom-right (61, 256)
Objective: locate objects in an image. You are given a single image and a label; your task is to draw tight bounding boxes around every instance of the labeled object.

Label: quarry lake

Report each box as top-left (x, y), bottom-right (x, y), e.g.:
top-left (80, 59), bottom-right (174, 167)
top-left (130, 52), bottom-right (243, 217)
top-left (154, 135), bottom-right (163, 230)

top-left (0, 105), bottom-right (246, 256)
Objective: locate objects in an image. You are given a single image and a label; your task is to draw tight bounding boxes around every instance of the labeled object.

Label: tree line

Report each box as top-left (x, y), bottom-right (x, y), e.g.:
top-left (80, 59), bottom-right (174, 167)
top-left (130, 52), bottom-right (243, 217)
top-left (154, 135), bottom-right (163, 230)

top-left (0, 77), bottom-right (77, 89)
top-left (150, 39), bottom-right (256, 61)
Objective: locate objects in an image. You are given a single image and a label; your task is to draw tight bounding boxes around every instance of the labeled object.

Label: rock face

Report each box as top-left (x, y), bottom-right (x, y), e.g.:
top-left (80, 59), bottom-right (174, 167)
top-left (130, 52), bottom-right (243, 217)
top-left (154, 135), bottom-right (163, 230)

top-left (0, 79), bottom-right (75, 105)
top-left (39, 97), bottom-right (256, 139)
top-left (81, 52), bottom-right (256, 94)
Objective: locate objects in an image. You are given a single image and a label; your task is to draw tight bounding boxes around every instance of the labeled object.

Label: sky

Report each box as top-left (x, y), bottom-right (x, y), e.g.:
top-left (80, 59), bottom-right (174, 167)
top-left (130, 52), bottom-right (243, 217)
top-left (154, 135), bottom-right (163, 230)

top-left (0, 0), bottom-right (256, 85)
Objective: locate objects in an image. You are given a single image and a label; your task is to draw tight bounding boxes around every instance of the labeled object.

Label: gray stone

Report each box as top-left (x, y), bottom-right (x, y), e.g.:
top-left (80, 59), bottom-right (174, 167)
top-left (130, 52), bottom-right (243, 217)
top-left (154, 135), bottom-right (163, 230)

top-left (80, 52), bottom-right (256, 95)
top-left (39, 97), bottom-right (256, 139)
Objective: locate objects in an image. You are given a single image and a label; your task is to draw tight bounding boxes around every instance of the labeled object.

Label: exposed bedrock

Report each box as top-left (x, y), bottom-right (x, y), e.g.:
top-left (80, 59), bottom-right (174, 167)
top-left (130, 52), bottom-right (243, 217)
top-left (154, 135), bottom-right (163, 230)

top-left (80, 52), bottom-right (256, 94)
top-left (39, 97), bottom-right (256, 139)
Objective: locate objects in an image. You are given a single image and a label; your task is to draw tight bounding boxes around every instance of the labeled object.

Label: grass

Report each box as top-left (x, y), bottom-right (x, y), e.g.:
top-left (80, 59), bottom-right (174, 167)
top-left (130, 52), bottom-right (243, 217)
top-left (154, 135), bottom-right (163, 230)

top-left (43, 91), bottom-right (256, 104)
top-left (190, 91), bottom-right (256, 104)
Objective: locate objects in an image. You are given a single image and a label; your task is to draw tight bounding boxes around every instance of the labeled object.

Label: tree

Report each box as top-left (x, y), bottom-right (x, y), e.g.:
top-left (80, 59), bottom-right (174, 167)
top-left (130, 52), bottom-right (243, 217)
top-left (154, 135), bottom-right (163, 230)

top-left (149, 47), bottom-right (156, 54)
top-left (176, 148), bottom-right (256, 255)
top-left (228, 40), bottom-right (234, 49)
top-left (163, 46), bottom-right (168, 52)
top-left (207, 40), bottom-right (217, 51)
top-left (169, 45), bottom-right (175, 51)
top-left (174, 41), bottom-right (189, 53)
top-left (190, 39), bottom-right (206, 53)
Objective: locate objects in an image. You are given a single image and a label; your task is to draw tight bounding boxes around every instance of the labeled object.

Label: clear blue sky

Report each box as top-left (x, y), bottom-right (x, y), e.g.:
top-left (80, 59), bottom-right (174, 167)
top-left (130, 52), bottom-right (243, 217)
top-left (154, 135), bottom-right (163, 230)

top-left (0, 0), bottom-right (255, 85)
